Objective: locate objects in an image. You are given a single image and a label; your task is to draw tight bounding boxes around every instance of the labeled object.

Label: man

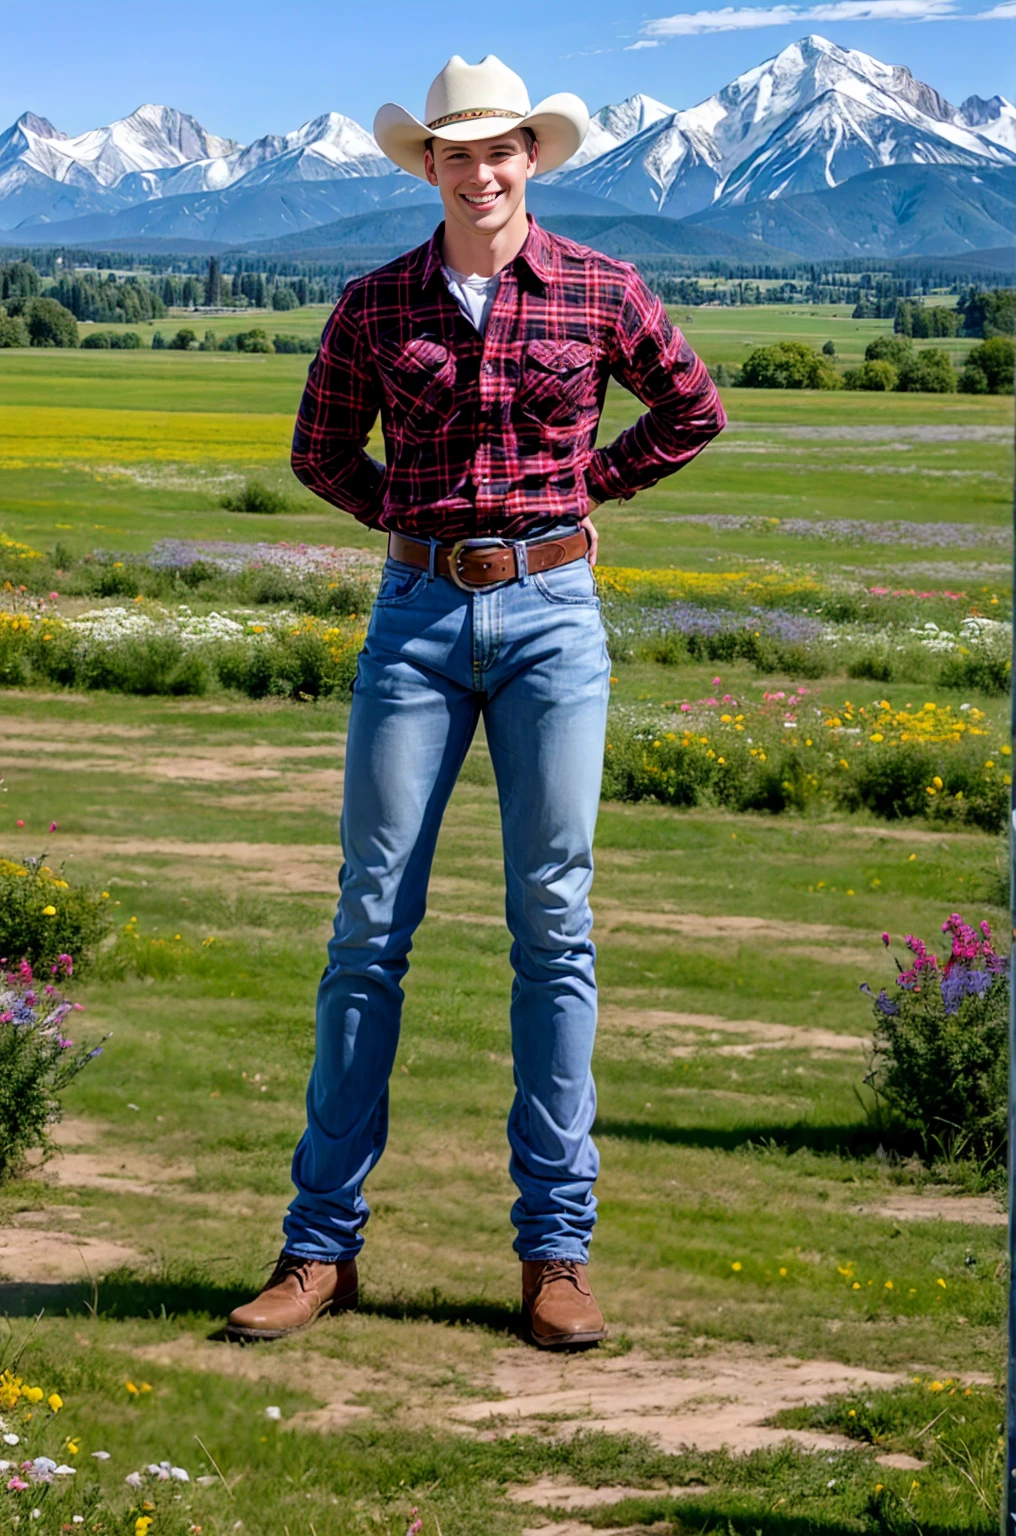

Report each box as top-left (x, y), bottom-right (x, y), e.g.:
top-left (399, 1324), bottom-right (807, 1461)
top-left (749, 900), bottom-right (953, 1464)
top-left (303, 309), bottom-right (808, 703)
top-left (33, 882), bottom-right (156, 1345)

top-left (226, 55), bottom-right (725, 1349)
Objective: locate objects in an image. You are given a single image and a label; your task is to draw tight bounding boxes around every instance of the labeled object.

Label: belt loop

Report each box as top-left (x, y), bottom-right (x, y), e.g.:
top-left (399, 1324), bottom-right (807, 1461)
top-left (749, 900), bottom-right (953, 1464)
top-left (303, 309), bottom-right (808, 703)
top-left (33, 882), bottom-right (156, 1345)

top-left (427, 537), bottom-right (438, 582)
top-left (515, 539), bottom-right (529, 587)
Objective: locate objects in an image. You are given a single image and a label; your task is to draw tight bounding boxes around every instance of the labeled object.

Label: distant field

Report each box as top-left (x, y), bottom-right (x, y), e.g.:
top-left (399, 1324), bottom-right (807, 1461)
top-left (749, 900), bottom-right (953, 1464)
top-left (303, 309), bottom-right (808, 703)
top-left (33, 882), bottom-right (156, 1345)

top-left (0, 335), bottom-right (1010, 574)
top-left (76, 299), bottom-right (983, 371)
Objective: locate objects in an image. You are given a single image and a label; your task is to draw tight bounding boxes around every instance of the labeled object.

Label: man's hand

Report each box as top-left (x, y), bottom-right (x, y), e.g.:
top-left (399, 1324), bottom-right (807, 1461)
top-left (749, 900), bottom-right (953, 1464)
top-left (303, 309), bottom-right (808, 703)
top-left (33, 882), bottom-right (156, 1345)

top-left (579, 499), bottom-right (600, 566)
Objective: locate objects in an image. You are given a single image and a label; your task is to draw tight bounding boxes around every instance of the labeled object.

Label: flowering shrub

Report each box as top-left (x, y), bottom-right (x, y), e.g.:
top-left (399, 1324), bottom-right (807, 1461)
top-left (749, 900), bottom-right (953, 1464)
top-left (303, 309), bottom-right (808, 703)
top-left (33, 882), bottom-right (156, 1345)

top-left (602, 690), bottom-right (1011, 831)
top-left (0, 856), bottom-right (111, 974)
top-left (863, 916), bottom-right (1010, 1167)
top-left (0, 956), bottom-right (105, 1182)
top-left (0, 606), bottom-right (367, 701)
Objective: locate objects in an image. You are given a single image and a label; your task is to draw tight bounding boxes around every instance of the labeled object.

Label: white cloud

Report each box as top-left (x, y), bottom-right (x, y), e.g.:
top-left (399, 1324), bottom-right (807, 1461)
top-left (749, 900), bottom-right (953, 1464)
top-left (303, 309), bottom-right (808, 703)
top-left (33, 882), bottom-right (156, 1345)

top-left (642, 0), bottom-right (962, 32)
top-left (624, 37), bottom-right (662, 47)
top-left (974, 0), bottom-right (1016, 14)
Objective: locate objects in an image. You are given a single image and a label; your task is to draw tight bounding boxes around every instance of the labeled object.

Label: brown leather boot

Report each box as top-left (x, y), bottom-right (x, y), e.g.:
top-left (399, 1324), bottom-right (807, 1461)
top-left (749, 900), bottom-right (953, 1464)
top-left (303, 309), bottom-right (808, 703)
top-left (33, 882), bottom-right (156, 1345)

top-left (225, 1251), bottom-right (358, 1342)
top-left (521, 1259), bottom-right (608, 1349)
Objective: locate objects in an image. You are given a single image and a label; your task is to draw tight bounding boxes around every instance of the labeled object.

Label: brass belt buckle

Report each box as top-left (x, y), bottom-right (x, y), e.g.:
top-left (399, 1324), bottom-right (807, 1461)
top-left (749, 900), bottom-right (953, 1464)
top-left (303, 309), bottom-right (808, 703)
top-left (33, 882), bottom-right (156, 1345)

top-left (447, 536), bottom-right (514, 592)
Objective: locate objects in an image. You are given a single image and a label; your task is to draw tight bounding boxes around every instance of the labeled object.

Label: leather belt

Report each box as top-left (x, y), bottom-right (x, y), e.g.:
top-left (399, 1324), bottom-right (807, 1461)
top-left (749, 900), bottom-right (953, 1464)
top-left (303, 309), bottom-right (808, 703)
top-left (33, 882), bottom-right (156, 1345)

top-left (387, 527), bottom-right (591, 592)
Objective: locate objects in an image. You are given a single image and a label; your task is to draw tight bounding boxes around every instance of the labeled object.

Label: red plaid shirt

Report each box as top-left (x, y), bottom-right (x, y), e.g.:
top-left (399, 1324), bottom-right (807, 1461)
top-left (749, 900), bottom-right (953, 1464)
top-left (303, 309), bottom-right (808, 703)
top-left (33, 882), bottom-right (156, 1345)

top-left (291, 213), bottom-right (726, 539)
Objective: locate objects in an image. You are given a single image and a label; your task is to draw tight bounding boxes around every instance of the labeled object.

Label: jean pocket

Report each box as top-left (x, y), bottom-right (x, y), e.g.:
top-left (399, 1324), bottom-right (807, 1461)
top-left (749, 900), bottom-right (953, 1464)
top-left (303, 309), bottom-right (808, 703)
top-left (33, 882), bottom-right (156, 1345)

top-left (373, 557), bottom-right (428, 606)
top-left (532, 557), bottom-right (600, 607)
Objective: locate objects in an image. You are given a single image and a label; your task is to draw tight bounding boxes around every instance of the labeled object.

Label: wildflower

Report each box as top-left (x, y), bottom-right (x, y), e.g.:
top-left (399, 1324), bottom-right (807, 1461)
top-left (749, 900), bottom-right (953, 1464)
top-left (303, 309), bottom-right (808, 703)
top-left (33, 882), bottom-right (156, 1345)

top-left (22, 1388), bottom-right (43, 1405)
top-left (125, 1382), bottom-right (139, 1395)
top-left (124, 1472), bottom-right (144, 1489)
top-left (936, 1277), bottom-right (947, 1288)
top-left (49, 822), bottom-right (57, 832)
top-left (136, 1518), bottom-right (153, 1536)
top-left (6, 1476), bottom-right (28, 1491)
top-left (47, 1393), bottom-right (62, 1412)
top-left (731, 1261), bottom-right (742, 1272)
top-left (265, 1406), bottom-right (281, 1420)
top-left (778, 1267), bottom-right (787, 1277)
top-left (91, 1451), bottom-right (110, 1461)
top-left (42, 905), bottom-right (56, 917)
top-left (929, 1380), bottom-right (944, 1392)
top-left (884, 1280), bottom-right (894, 1290)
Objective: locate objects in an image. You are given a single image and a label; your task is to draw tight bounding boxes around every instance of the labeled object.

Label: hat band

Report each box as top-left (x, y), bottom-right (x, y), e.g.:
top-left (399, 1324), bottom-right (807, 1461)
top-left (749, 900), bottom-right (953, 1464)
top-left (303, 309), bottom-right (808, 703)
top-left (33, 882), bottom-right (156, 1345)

top-left (426, 106), bottom-right (525, 129)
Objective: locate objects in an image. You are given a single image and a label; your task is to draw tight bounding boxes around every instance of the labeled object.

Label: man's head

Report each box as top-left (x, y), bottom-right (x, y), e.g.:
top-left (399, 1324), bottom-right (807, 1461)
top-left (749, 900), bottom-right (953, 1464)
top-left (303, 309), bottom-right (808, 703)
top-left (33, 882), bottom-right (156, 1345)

top-left (423, 125), bottom-right (537, 238)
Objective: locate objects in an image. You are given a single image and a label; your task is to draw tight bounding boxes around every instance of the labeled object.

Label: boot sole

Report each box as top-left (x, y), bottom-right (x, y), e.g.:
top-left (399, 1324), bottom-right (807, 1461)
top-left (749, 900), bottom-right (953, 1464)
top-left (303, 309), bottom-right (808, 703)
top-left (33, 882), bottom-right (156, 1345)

top-left (224, 1289), bottom-right (358, 1343)
top-left (522, 1302), bottom-right (608, 1350)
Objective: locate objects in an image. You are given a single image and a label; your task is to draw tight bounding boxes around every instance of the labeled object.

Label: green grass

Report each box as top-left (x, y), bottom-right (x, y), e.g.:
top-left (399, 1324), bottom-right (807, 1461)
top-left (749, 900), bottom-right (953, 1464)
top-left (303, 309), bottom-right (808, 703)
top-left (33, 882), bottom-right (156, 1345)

top-left (0, 306), bottom-right (1011, 1535)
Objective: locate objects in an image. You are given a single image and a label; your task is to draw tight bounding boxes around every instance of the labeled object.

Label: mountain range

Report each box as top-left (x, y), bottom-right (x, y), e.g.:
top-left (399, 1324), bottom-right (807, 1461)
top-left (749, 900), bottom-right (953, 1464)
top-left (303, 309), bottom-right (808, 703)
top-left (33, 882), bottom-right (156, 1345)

top-left (2, 36), bottom-right (1014, 259)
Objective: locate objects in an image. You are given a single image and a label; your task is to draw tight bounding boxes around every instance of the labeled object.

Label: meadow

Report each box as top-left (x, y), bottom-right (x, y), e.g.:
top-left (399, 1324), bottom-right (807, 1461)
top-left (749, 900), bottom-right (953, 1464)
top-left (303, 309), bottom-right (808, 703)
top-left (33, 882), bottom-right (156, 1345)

top-left (0, 298), bottom-right (1012, 1536)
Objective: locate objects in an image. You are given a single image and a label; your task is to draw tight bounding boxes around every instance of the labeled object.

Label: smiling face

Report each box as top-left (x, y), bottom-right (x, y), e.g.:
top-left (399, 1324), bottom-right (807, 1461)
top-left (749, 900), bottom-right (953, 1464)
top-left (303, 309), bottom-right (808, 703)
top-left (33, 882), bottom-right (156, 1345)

top-left (423, 127), bottom-right (538, 241)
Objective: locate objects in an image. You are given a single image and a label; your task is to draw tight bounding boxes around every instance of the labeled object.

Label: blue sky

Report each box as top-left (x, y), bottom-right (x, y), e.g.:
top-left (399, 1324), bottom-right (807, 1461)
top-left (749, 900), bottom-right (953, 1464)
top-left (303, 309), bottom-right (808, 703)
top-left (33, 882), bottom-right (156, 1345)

top-left (2, 0), bottom-right (1012, 141)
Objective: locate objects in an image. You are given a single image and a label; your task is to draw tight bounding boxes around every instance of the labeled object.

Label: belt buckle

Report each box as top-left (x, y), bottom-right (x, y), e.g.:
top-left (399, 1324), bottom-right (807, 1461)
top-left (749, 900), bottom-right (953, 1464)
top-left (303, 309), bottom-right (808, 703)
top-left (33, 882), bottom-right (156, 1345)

top-left (447, 536), bottom-right (513, 593)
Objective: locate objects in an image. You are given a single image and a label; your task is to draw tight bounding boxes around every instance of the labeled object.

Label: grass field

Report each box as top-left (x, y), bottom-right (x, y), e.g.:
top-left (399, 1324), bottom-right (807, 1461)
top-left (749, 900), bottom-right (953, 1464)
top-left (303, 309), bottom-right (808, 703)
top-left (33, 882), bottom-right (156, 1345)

top-left (0, 295), bottom-right (1013, 1536)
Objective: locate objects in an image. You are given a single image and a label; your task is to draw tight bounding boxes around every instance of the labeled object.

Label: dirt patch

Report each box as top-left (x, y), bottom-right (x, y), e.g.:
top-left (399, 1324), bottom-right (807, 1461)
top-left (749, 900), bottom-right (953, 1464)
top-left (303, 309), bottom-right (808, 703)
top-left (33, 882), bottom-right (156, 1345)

top-left (0, 1227), bottom-right (139, 1282)
top-left (596, 910), bottom-right (861, 945)
top-left (520, 1523), bottom-right (637, 1536)
top-left (451, 1346), bottom-right (910, 1457)
top-left (599, 1006), bottom-right (867, 1058)
top-left (852, 1192), bottom-right (1006, 1227)
top-left (508, 1478), bottom-right (707, 1510)
top-left (38, 1151), bottom-right (197, 1199)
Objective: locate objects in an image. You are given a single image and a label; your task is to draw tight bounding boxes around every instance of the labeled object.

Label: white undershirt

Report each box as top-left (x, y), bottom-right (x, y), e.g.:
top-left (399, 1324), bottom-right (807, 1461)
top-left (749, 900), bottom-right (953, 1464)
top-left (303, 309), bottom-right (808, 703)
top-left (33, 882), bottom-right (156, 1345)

top-left (441, 263), bottom-right (501, 337)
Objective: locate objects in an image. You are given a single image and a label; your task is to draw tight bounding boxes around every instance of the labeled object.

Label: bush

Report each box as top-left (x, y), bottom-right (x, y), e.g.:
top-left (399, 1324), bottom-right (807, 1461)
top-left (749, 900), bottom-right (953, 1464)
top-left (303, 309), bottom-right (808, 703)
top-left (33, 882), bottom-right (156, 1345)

top-left (0, 955), bottom-right (104, 1182)
top-left (169, 327), bottom-right (198, 350)
top-left (199, 329), bottom-right (219, 351)
top-left (821, 340), bottom-right (836, 356)
top-left (736, 341), bottom-right (839, 389)
top-left (0, 856), bottom-right (111, 973)
top-left (81, 330), bottom-right (112, 348)
top-left (896, 348), bottom-right (955, 394)
top-left (114, 330), bottom-right (143, 349)
top-left (959, 336), bottom-right (1015, 395)
top-left (25, 296), bottom-right (78, 348)
top-left (0, 309), bottom-right (29, 347)
top-left (236, 327), bottom-right (274, 353)
top-left (272, 333), bottom-right (317, 353)
top-left (272, 286), bottom-right (300, 311)
top-left (864, 335), bottom-right (913, 369)
top-left (864, 916), bottom-right (1009, 1168)
top-left (151, 330), bottom-right (166, 349)
top-left (220, 477), bottom-right (292, 513)
top-left (843, 359), bottom-right (898, 391)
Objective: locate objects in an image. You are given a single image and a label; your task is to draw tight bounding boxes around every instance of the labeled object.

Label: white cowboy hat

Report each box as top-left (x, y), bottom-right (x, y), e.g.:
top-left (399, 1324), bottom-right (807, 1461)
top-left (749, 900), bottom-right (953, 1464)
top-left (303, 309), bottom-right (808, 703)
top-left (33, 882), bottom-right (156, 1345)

top-left (373, 54), bottom-right (589, 180)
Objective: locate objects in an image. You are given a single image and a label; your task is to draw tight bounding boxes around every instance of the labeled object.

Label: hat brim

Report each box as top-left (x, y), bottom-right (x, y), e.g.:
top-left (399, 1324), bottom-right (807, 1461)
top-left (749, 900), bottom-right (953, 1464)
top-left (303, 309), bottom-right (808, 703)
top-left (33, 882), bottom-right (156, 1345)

top-left (373, 91), bottom-right (588, 180)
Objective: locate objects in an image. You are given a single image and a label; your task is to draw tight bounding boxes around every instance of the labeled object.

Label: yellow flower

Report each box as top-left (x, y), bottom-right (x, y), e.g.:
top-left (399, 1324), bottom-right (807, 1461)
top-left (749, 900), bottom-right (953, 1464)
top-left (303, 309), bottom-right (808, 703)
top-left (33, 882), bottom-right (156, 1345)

top-left (66, 1438), bottom-right (79, 1455)
top-left (852, 1282), bottom-right (861, 1290)
top-left (884, 1280), bottom-right (894, 1290)
top-left (47, 1393), bottom-right (62, 1412)
top-left (936, 1277), bottom-right (947, 1288)
top-left (140, 1382), bottom-right (152, 1393)
top-left (932, 776), bottom-right (943, 789)
top-left (42, 904), bottom-right (57, 916)
top-left (23, 1386), bottom-right (43, 1404)
top-left (731, 1261), bottom-right (742, 1272)
top-left (126, 1381), bottom-right (139, 1395)
top-left (870, 733), bottom-right (883, 743)
top-left (929, 1380), bottom-right (944, 1392)
top-left (778, 1267), bottom-right (787, 1277)
top-left (848, 1409), bottom-right (856, 1417)
top-left (136, 1518), bottom-right (153, 1536)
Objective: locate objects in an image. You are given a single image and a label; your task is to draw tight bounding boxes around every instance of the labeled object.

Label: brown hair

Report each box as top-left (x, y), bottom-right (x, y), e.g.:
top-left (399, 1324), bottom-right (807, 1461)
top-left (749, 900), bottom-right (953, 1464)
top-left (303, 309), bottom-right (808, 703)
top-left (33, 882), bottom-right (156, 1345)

top-left (424, 125), bottom-right (536, 156)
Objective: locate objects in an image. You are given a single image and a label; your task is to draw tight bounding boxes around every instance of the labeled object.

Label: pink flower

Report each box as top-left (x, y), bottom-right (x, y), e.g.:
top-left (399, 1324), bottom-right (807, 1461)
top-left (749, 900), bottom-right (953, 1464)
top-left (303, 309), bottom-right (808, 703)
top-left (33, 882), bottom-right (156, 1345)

top-left (16, 819), bottom-right (23, 827)
top-left (49, 822), bottom-right (57, 833)
top-left (881, 932), bottom-right (890, 947)
top-left (712, 676), bottom-right (721, 685)
top-left (48, 592), bottom-right (59, 601)
top-left (6, 1476), bottom-right (28, 1492)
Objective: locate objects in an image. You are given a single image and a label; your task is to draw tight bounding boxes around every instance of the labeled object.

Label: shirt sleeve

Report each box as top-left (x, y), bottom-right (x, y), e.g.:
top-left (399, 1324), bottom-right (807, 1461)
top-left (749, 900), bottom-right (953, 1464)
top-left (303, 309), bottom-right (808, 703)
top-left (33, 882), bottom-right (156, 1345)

top-left (290, 281), bottom-right (387, 527)
top-left (585, 266), bottom-right (726, 506)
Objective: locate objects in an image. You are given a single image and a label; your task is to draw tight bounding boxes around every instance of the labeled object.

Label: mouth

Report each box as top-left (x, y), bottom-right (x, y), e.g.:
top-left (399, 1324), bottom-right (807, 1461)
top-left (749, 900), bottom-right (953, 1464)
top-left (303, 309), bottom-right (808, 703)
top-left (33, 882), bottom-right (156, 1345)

top-left (461, 190), bottom-right (502, 208)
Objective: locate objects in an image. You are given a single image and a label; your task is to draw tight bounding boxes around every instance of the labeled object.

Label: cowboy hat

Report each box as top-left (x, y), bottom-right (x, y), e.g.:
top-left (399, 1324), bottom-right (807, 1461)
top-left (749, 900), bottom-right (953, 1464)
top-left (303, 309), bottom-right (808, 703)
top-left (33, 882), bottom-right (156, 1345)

top-left (373, 54), bottom-right (589, 180)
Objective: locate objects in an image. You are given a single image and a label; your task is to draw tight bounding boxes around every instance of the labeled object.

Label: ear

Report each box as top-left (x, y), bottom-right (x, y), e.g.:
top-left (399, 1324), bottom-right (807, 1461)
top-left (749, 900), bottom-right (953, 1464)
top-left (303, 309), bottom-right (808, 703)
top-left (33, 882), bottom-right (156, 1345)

top-left (526, 139), bottom-right (539, 180)
top-left (423, 146), bottom-right (439, 187)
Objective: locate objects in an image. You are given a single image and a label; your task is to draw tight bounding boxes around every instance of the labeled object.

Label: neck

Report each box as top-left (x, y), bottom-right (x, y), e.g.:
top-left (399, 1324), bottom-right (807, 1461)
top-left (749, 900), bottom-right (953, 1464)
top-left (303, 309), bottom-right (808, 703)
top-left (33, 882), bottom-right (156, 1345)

top-left (439, 200), bottom-right (530, 278)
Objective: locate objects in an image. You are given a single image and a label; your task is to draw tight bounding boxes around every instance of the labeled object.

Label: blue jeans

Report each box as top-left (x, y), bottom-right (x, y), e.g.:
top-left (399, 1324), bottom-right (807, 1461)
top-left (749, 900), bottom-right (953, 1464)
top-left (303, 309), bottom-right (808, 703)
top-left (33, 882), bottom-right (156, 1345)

top-left (283, 528), bottom-right (611, 1263)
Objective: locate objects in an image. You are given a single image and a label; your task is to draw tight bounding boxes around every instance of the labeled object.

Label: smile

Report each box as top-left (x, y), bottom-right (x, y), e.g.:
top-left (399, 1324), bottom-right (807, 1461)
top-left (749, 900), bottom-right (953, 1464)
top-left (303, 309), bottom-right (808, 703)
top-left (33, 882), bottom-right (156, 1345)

top-left (461, 191), bottom-right (501, 206)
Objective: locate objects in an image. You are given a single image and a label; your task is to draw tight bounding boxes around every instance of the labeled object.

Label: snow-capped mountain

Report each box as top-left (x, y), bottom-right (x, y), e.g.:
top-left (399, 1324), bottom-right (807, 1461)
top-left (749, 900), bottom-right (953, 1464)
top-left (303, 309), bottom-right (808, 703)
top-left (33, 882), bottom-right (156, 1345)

top-left (548, 36), bottom-right (1016, 215)
top-left (561, 93), bottom-right (675, 171)
top-left (2, 40), bottom-right (1013, 251)
top-left (957, 94), bottom-right (1016, 152)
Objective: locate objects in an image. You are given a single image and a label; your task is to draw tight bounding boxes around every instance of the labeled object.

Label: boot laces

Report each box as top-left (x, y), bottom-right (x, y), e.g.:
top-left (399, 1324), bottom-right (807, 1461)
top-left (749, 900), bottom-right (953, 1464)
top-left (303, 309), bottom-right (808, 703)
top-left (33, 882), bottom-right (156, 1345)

top-left (267, 1252), bottom-right (313, 1291)
top-left (539, 1259), bottom-right (583, 1290)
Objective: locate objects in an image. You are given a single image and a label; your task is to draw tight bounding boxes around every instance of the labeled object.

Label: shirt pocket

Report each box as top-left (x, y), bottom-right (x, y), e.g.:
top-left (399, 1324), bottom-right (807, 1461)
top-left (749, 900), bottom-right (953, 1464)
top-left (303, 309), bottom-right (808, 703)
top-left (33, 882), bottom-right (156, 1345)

top-left (514, 339), bottom-right (598, 429)
top-left (377, 335), bottom-right (459, 445)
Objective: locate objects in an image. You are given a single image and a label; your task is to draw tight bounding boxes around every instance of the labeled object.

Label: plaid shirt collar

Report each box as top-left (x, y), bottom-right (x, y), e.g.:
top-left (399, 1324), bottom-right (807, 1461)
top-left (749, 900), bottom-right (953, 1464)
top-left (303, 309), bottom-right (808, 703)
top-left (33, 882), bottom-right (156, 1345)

top-left (419, 210), bottom-right (555, 293)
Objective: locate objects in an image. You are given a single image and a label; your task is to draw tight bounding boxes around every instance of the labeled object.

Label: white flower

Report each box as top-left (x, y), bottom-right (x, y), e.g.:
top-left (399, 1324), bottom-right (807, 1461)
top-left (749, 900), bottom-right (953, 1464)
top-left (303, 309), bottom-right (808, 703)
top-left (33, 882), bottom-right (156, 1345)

top-left (3, 1433), bottom-right (19, 1445)
top-left (170, 1466), bottom-right (190, 1482)
top-left (0, 1460), bottom-right (9, 1472)
top-left (91, 1450), bottom-right (110, 1461)
top-left (73, 1518), bottom-right (85, 1524)
top-left (125, 1471), bottom-right (144, 1489)
top-left (54, 1465), bottom-right (76, 1476)
top-left (31, 1458), bottom-right (57, 1474)
top-left (264, 1406), bottom-right (282, 1420)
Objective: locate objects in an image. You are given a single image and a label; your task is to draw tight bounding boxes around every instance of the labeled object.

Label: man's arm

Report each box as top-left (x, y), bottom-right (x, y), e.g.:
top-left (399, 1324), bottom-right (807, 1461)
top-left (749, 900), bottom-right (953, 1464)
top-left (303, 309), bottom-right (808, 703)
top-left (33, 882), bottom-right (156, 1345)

top-left (290, 283), bottom-right (387, 527)
top-left (585, 268), bottom-right (726, 507)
